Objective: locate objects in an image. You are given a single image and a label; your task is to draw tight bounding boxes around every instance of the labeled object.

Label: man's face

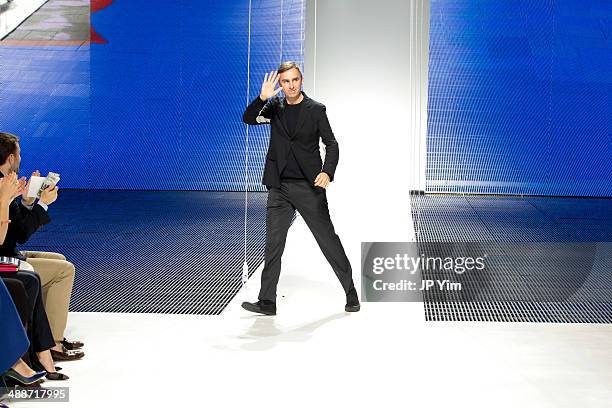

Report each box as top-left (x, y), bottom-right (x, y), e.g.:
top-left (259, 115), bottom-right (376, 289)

top-left (10, 144), bottom-right (21, 173)
top-left (278, 68), bottom-right (302, 99)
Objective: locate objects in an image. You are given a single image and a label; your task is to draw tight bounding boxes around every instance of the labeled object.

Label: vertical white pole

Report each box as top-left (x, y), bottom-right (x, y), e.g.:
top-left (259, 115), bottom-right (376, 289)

top-left (280, 0), bottom-right (284, 62)
top-left (243, 0), bottom-right (253, 286)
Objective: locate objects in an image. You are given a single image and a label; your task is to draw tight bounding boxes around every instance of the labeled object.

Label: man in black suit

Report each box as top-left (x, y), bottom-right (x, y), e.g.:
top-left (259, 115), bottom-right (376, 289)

top-left (241, 62), bottom-right (360, 315)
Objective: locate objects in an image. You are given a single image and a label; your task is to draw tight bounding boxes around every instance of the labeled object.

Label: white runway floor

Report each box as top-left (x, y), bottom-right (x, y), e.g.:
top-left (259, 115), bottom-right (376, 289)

top-left (6, 216), bottom-right (612, 408)
top-left (0, 0), bottom-right (46, 39)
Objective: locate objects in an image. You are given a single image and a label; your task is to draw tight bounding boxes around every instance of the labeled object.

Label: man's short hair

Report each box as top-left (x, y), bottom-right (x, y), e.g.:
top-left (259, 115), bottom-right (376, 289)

top-left (0, 132), bottom-right (19, 165)
top-left (277, 61), bottom-right (302, 78)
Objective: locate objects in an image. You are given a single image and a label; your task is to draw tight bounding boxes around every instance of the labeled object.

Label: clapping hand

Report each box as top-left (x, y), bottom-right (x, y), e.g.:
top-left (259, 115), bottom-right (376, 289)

top-left (39, 184), bottom-right (59, 206)
top-left (259, 71), bottom-right (282, 101)
top-left (0, 172), bottom-right (23, 204)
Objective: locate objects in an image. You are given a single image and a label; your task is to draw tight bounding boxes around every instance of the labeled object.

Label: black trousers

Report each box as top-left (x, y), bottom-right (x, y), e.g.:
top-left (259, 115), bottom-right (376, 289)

top-left (2, 278), bottom-right (30, 325)
top-left (3, 272), bottom-right (55, 353)
top-left (258, 180), bottom-right (355, 302)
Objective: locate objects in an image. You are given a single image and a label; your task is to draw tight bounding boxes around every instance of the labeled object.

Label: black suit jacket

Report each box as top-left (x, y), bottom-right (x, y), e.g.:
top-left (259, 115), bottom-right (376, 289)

top-left (0, 172), bottom-right (51, 257)
top-left (242, 92), bottom-right (339, 188)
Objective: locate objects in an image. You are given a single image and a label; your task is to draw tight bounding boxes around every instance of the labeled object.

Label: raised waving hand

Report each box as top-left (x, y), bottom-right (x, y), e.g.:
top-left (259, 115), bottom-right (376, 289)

top-left (259, 71), bottom-right (282, 101)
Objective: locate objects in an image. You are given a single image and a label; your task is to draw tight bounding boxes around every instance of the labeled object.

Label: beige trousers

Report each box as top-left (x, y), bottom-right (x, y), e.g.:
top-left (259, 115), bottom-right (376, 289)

top-left (22, 251), bottom-right (75, 342)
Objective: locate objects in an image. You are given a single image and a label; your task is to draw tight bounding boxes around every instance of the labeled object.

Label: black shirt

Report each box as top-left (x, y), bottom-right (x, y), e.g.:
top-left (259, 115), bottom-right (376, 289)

top-left (281, 98), bottom-right (307, 180)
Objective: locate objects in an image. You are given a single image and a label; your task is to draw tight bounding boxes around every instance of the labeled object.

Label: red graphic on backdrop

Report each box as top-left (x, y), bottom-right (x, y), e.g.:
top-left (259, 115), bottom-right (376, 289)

top-left (91, 0), bottom-right (112, 13)
top-left (90, 0), bottom-right (113, 44)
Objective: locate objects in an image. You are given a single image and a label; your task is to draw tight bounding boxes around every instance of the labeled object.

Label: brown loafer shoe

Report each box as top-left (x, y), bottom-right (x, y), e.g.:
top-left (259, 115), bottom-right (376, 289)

top-left (60, 338), bottom-right (84, 350)
top-left (50, 346), bottom-right (84, 361)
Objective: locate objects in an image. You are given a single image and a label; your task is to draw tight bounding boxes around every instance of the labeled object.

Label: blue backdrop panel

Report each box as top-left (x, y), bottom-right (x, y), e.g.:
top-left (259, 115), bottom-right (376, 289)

top-left (1, 0), bottom-right (304, 191)
top-left (90, 0), bottom-right (304, 191)
top-left (0, 44), bottom-right (90, 187)
top-left (427, 0), bottom-right (611, 196)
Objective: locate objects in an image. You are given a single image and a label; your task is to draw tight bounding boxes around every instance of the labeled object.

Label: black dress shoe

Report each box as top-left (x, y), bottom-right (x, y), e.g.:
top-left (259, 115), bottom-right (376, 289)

top-left (345, 287), bottom-right (360, 312)
top-left (241, 300), bottom-right (276, 316)
top-left (45, 371), bottom-right (69, 381)
top-left (345, 302), bottom-right (360, 312)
